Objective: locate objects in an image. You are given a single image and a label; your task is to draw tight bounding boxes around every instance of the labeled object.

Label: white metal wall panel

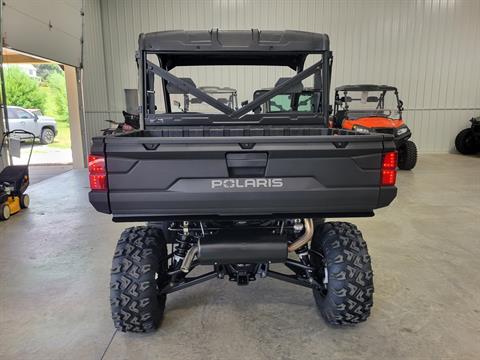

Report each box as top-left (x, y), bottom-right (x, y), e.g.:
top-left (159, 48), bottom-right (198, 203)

top-left (82, 0), bottom-right (112, 141)
top-left (83, 0), bottom-right (480, 152)
top-left (2, 0), bottom-right (83, 67)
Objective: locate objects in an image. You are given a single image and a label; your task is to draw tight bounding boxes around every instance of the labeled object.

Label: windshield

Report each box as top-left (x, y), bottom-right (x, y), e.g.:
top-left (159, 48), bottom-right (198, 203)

top-left (142, 52), bottom-right (331, 123)
top-left (254, 91), bottom-right (316, 113)
top-left (155, 63), bottom-right (300, 114)
top-left (30, 109), bottom-right (43, 116)
top-left (170, 86), bottom-right (239, 113)
top-left (336, 90), bottom-right (401, 119)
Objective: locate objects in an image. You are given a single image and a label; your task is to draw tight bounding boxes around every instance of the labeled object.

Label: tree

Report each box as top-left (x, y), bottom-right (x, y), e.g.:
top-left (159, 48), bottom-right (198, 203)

top-left (34, 64), bottom-right (62, 81)
top-left (4, 66), bottom-right (46, 111)
top-left (46, 72), bottom-right (69, 122)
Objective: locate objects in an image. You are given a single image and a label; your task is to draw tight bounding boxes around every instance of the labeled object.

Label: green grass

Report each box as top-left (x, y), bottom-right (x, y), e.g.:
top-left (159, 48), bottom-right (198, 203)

top-left (29, 121), bottom-right (71, 152)
top-left (48, 121), bottom-right (71, 149)
top-left (37, 86), bottom-right (71, 149)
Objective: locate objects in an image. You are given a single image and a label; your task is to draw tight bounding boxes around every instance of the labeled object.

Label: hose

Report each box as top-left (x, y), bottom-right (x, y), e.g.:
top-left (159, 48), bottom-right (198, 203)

top-left (288, 218), bottom-right (314, 252)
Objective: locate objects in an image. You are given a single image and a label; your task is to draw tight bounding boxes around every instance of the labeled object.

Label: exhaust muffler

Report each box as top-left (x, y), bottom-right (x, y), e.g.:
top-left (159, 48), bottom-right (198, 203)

top-left (197, 228), bottom-right (288, 265)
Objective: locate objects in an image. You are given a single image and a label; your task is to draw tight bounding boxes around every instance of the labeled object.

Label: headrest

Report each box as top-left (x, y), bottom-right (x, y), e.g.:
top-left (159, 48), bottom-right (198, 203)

top-left (166, 77), bottom-right (197, 94)
top-left (274, 77), bottom-right (304, 93)
top-left (190, 97), bottom-right (202, 104)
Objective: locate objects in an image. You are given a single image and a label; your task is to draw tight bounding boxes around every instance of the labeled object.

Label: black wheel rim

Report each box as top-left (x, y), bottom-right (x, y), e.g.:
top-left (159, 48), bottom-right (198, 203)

top-left (310, 248), bottom-right (328, 297)
top-left (464, 133), bottom-right (475, 149)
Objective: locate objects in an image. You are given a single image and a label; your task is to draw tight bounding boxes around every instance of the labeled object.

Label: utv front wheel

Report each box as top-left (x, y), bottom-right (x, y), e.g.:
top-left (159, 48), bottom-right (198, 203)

top-left (110, 226), bottom-right (168, 332)
top-left (310, 222), bottom-right (374, 325)
top-left (398, 140), bottom-right (417, 170)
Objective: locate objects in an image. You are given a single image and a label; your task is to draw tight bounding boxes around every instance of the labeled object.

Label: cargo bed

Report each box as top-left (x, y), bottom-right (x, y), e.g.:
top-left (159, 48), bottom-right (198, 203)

top-left (89, 129), bottom-right (397, 221)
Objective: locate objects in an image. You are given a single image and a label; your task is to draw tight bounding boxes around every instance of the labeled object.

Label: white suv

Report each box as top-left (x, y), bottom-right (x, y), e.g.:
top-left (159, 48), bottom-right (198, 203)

top-left (6, 106), bottom-right (57, 144)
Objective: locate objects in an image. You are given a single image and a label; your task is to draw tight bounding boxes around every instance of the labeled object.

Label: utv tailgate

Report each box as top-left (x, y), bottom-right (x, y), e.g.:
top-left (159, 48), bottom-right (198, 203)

top-left (89, 133), bottom-right (397, 220)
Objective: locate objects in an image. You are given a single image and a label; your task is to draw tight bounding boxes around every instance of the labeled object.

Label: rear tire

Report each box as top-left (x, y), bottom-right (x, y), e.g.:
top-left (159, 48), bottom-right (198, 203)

top-left (40, 128), bottom-right (55, 145)
top-left (398, 140), bottom-right (417, 170)
top-left (20, 194), bottom-right (30, 209)
top-left (455, 128), bottom-right (477, 155)
top-left (310, 222), bottom-right (374, 325)
top-left (110, 226), bottom-right (168, 332)
top-left (0, 203), bottom-right (10, 220)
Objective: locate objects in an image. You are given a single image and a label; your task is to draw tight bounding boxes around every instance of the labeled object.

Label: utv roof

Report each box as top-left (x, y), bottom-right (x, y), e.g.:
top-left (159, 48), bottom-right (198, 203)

top-left (139, 29), bottom-right (329, 53)
top-left (335, 84), bottom-right (398, 92)
top-left (139, 30), bottom-right (329, 69)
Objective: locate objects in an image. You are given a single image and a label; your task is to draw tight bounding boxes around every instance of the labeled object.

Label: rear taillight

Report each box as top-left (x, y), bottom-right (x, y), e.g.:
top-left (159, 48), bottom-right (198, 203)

top-left (88, 154), bottom-right (107, 191)
top-left (381, 151), bottom-right (397, 186)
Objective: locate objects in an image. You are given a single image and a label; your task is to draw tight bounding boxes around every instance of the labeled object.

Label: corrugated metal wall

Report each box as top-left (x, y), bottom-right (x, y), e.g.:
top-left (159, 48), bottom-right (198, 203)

top-left (83, 0), bottom-right (111, 139)
top-left (83, 0), bottom-right (480, 152)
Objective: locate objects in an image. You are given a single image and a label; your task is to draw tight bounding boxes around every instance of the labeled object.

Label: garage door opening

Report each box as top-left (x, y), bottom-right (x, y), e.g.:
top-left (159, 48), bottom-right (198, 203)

top-left (2, 48), bottom-right (74, 183)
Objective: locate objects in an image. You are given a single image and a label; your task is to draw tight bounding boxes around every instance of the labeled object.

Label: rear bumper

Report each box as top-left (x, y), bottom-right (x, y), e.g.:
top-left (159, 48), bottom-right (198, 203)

top-left (90, 186), bottom-right (397, 220)
top-left (89, 191), bottom-right (109, 213)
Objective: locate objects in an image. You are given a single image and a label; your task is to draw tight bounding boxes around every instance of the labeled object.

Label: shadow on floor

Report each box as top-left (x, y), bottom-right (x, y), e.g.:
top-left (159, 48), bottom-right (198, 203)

top-left (28, 164), bottom-right (73, 185)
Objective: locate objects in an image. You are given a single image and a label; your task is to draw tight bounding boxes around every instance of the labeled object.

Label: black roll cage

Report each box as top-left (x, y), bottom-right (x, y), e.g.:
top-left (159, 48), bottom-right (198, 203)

top-left (139, 50), bottom-right (333, 126)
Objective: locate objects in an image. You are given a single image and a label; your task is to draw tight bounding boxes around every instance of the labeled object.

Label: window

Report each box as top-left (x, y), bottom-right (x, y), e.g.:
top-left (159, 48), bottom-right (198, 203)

top-left (143, 54), bottom-right (325, 116)
top-left (254, 91), bottom-right (317, 113)
top-left (338, 91), bottom-right (401, 119)
top-left (7, 107), bottom-right (17, 118)
top-left (15, 109), bottom-right (34, 119)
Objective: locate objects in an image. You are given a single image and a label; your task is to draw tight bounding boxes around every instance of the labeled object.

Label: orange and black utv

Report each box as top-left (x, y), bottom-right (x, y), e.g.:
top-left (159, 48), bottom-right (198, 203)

top-left (333, 84), bottom-right (417, 170)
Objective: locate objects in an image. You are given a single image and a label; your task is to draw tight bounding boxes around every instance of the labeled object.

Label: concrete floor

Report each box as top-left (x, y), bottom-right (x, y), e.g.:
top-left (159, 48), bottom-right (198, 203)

top-left (28, 164), bottom-right (73, 185)
top-left (0, 154), bottom-right (479, 360)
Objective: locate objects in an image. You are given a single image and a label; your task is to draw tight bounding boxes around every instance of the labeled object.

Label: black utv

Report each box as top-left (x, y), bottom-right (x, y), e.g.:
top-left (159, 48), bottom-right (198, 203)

top-left (88, 30), bottom-right (398, 332)
top-left (455, 116), bottom-right (480, 154)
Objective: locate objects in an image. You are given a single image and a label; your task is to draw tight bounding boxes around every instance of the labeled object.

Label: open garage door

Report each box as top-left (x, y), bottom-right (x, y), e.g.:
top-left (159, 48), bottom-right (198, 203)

top-left (2, 0), bottom-right (83, 67)
top-left (1, 0), bottom-right (85, 171)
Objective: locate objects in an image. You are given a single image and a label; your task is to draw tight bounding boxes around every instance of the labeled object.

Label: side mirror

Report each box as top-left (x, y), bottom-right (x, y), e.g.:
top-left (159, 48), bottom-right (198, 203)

top-left (241, 100), bottom-right (248, 107)
top-left (34, 114), bottom-right (39, 121)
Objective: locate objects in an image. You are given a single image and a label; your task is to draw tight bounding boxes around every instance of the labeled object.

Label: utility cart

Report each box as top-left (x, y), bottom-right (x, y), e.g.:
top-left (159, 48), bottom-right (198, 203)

top-left (88, 30), bottom-right (399, 332)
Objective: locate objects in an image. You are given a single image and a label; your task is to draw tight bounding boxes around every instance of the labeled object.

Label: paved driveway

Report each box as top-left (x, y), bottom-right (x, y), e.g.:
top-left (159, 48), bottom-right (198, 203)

top-left (13, 143), bottom-right (72, 165)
